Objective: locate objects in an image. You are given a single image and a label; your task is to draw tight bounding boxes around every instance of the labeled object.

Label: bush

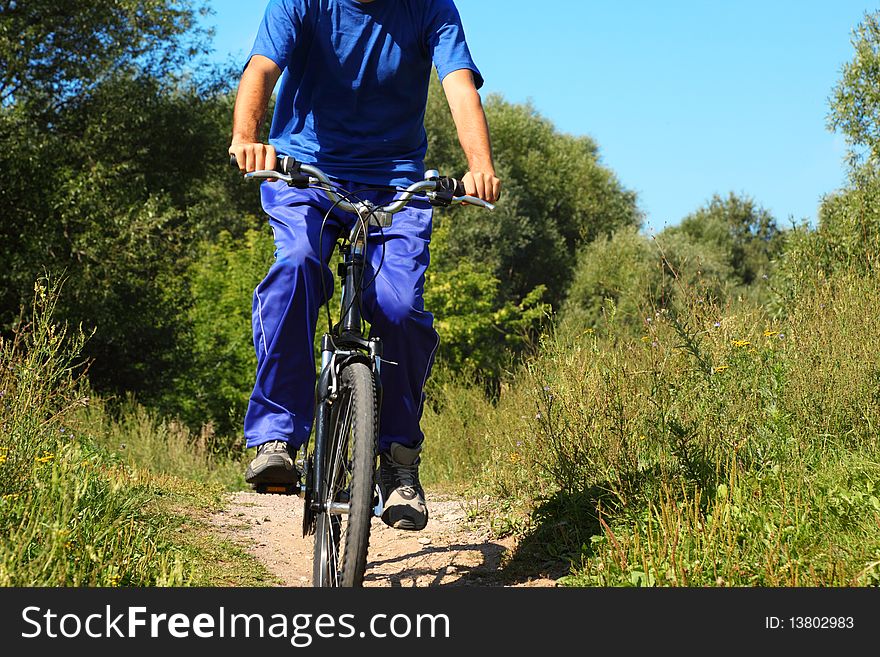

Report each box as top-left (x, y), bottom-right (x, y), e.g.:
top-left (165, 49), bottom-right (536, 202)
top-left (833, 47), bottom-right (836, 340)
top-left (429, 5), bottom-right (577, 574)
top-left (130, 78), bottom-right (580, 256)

top-left (0, 280), bottom-right (186, 585)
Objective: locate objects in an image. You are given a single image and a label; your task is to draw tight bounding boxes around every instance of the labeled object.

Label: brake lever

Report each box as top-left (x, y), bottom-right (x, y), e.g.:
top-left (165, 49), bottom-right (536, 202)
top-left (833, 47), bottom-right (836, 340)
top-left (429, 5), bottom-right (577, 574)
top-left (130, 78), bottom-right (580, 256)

top-left (245, 169), bottom-right (312, 189)
top-left (453, 195), bottom-right (495, 211)
top-left (245, 170), bottom-right (292, 183)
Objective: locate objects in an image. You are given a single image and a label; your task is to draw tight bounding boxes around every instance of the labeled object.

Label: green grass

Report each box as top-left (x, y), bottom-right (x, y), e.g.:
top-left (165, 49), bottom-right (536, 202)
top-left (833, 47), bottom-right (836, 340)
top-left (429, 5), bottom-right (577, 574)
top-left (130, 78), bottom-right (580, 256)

top-left (0, 280), bottom-right (267, 587)
top-left (422, 272), bottom-right (880, 586)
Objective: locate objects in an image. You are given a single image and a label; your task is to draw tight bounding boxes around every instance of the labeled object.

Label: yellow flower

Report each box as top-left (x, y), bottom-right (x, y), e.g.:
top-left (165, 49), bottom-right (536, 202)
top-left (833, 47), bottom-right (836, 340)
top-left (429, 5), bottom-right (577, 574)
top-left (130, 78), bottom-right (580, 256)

top-left (35, 452), bottom-right (54, 464)
top-left (763, 330), bottom-right (779, 338)
top-left (713, 365), bottom-right (730, 373)
top-left (508, 452), bottom-right (521, 464)
top-left (731, 339), bottom-right (751, 348)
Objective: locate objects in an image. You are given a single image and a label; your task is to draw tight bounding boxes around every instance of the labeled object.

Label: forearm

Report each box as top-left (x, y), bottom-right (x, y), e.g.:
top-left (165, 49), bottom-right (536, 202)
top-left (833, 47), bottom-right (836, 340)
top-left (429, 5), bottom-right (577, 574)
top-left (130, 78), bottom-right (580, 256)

top-left (446, 85), bottom-right (495, 174)
top-left (442, 70), bottom-right (501, 202)
top-left (229, 55), bottom-right (282, 172)
top-left (231, 61), bottom-right (278, 144)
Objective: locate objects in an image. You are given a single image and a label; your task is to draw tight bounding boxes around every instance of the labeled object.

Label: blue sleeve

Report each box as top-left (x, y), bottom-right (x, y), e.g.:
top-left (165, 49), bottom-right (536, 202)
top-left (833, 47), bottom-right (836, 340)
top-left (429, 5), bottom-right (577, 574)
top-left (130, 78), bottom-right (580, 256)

top-left (426, 0), bottom-right (484, 89)
top-left (246, 0), bottom-right (300, 71)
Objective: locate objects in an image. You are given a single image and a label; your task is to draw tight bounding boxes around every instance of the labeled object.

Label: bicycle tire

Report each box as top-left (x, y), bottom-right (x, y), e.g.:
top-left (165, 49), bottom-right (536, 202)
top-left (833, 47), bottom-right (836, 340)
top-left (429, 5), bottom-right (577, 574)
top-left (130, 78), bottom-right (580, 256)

top-left (312, 361), bottom-right (376, 587)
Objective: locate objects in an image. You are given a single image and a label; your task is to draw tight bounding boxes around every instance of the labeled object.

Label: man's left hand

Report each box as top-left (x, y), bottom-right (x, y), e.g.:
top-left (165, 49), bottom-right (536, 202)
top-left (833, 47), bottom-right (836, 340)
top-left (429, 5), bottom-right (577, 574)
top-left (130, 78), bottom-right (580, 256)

top-left (462, 171), bottom-right (502, 204)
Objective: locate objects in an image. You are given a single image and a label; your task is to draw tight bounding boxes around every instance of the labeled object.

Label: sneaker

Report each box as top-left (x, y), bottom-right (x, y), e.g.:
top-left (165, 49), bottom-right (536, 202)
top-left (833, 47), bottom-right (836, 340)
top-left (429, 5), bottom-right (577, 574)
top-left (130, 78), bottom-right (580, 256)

top-left (245, 440), bottom-right (301, 487)
top-left (379, 442), bottom-right (428, 531)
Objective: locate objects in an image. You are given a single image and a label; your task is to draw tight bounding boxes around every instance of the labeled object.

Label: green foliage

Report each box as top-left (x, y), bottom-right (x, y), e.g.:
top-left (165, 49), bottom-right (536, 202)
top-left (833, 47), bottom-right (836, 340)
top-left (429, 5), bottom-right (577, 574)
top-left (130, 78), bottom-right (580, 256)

top-left (775, 11), bottom-right (880, 307)
top-left (0, 280), bottom-right (183, 585)
top-left (425, 273), bottom-right (880, 586)
top-left (665, 193), bottom-right (784, 288)
top-left (424, 78), bottom-right (642, 309)
top-left (560, 226), bottom-right (659, 333)
top-left (177, 229), bottom-right (274, 438)
top-left (0, 279), bottom-right (262, 586)
top-left (0, 0), bottom-right (209, 110)
top-left (829, 11), bottom-right (880, 166)
top-left (0, 71), bottom-right (262, 403)
top-left (423, 78), bottom-right (640, 376)
top-left (562, 194), bottom-right (782, 335)
top-left (775, 167), bottom-right (880, 309)
top-left (425, 257), bottom-right (548, 379)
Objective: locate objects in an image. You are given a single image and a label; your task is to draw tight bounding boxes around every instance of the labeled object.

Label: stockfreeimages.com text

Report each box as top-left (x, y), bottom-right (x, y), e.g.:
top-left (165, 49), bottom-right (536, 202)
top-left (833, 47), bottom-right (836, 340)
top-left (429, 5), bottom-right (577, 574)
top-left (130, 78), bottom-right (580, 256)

top-left (21, 606), bottom-right (450, 647)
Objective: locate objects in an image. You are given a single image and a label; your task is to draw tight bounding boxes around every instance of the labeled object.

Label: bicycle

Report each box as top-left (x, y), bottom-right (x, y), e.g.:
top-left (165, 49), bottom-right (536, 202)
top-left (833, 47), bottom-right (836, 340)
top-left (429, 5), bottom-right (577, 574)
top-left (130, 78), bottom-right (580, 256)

top-left (231, 154), bottom-right (494, 587)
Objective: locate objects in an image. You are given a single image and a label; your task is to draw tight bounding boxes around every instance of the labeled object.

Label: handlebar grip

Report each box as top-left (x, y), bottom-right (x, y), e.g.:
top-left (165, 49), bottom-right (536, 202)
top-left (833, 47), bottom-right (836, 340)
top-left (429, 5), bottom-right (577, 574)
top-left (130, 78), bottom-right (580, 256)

top-left (229, 153), bottom-right (292, 173)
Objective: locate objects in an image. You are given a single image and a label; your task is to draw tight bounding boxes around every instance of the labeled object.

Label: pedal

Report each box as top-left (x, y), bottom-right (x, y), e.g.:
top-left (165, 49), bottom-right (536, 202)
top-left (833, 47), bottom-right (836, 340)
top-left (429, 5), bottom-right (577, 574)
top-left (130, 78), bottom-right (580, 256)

top-left (254, 483), bottom-right (299, 495)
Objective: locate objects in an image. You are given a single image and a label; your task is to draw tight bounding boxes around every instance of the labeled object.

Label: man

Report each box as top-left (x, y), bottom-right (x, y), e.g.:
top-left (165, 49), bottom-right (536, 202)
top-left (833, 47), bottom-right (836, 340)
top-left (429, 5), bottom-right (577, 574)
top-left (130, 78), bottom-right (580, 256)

top-left (229, 0), bottom-right (500, 531)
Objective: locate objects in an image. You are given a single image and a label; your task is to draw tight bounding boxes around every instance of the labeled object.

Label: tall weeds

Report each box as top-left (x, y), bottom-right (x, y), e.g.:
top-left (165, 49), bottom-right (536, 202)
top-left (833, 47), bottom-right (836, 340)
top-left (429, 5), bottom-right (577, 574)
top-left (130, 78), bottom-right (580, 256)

top-left (423, 273), bottom-right (880, 586)
top-left (0, 280), bottom-right (193, 585)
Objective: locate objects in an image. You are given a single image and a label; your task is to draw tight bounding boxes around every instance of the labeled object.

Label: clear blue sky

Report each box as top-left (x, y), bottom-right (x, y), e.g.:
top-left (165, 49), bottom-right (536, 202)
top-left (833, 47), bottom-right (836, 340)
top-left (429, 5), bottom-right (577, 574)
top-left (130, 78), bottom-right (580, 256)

top-left (202, 1), bottom-right (873, 233)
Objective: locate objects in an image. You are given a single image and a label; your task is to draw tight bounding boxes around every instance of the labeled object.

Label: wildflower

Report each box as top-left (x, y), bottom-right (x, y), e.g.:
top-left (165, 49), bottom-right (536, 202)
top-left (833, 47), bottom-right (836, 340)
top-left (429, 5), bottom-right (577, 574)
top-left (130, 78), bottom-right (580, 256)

top-left (763, 330), bottom-right (779, 338)
top-left (641, 336), bottom-right (651, 343)
top-left (713, 322), bottom-right (721, 328)
top-left (731, 339), bottom-right (751, 348)
top-left (0, 447), bottom-right (7, 464)
top-left (509, 452), bottom-right (520, 464)
top-left (713, 365), bottom-right (729, 373)
top-left (35, 452), bottom-right (54, 464)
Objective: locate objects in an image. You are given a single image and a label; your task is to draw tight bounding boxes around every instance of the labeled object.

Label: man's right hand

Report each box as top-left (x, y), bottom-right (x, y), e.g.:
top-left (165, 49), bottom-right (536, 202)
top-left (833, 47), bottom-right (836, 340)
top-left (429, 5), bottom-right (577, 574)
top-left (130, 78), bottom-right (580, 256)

top-left (228, 141), bottom-right (278, 173)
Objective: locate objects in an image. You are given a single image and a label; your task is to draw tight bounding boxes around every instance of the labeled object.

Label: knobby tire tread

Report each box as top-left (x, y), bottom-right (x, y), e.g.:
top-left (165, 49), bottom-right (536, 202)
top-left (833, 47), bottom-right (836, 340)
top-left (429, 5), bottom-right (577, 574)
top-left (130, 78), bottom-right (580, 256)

top-left (312, 361), bottom-right (376, 587)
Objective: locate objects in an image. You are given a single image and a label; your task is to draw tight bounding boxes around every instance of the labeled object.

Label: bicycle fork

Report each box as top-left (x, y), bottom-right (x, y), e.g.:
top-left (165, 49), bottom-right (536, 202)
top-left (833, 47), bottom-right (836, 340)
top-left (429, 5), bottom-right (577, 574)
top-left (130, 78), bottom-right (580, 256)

top-left (302, 221), bottom-right (385, 535)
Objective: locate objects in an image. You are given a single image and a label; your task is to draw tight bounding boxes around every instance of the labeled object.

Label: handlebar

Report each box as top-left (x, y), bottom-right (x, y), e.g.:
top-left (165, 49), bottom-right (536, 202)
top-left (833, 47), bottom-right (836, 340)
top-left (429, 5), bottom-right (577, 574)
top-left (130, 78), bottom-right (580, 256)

top-left (229, 154), bottom-right (495, 216)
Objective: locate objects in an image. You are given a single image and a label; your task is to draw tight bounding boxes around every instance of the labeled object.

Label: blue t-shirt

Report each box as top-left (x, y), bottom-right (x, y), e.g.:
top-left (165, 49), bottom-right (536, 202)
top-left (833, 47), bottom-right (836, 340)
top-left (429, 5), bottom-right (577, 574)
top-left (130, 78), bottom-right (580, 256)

top-left (248, 0), bottom-right (483, 187)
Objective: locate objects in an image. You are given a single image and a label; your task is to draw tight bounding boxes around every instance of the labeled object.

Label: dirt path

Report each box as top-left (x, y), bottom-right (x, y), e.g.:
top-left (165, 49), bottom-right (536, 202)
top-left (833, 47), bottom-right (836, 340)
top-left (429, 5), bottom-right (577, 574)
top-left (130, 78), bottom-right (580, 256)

top-left (210, 490), bottom-right (559, 587)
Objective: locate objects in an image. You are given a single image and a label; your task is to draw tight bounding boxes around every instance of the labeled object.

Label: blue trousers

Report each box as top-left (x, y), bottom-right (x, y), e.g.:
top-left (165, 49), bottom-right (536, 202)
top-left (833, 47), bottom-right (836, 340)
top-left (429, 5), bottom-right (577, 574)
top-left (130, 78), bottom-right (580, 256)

top-left (243, 180), bottom-right (439, 454)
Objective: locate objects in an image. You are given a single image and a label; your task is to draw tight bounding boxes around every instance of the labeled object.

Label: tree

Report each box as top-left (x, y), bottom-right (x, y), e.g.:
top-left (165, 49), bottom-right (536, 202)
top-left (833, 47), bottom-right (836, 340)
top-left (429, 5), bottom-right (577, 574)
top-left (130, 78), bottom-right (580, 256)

top-left (775, 10), bottom-right (880, 300)
top-left (829, 11), bottom-right (880, 167)
top-left (0, 1), bottom-right (267, 405)
top-left (663, 193), bottom-right (784, 288)
top-left (423, 78), bottom-right (642, 309)
top-left (561, 225), bottom-right (733, 335)
top-left (0, 0), bottom-right (208, 110)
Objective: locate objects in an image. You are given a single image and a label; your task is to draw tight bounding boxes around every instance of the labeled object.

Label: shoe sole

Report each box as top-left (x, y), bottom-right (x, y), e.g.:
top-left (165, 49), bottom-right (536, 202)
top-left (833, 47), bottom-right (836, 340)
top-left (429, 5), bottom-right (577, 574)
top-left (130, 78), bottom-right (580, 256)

top-left (381, 508), bottom-right (429, 532)
top-left (245, 455), bottom-right (301, 486)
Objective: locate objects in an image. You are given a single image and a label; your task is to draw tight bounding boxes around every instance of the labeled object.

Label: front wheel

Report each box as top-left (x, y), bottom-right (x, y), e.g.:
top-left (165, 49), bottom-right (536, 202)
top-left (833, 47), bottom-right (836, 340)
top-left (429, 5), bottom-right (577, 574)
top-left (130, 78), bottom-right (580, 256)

top-left (312, 361), bottom-right (377, 587)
